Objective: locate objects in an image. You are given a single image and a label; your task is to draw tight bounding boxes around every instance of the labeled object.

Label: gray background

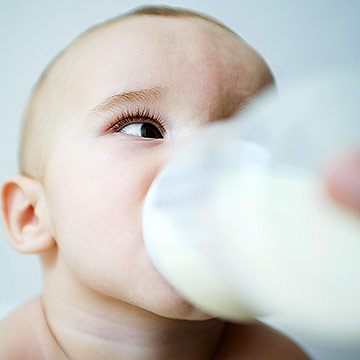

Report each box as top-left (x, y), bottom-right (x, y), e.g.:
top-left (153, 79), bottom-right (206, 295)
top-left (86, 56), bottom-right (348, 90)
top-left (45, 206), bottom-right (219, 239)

top-left (0, 0), bottom-right (359, 358)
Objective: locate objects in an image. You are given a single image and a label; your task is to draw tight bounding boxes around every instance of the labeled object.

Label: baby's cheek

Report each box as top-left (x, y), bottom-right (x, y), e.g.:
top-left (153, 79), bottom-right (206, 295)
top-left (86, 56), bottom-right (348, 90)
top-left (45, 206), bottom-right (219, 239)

top-left (47, 147), bottom-right (154, 292)
top-left (45, 138), bottom-right (190, 309)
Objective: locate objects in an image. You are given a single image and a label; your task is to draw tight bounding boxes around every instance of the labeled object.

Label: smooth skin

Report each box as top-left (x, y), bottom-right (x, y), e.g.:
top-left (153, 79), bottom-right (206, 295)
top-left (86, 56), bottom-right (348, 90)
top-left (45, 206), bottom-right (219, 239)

top-left (1, 16), bottom-right (311, 359)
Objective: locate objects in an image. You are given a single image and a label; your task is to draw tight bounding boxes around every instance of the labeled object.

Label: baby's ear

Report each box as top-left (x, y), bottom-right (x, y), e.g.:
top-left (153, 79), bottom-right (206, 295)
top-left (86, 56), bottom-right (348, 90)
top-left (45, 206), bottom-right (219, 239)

top-left (1, 175), bottom-right (55, 253)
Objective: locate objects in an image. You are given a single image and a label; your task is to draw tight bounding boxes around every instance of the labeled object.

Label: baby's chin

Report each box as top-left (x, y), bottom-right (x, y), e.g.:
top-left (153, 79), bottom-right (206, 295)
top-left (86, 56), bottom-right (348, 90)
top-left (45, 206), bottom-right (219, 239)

top-left (170, 304), bottom-right (216, 321)
top-left (152, 305), bottom-right (216, 321)
top-left (142, 287), bottom-right (217, 321)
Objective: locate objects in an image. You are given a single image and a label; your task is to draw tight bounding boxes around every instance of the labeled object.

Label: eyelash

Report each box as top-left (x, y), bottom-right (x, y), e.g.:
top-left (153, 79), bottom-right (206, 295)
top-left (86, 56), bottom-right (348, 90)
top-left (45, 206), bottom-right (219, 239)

top-left (107, 107), bottom-right (166, 136)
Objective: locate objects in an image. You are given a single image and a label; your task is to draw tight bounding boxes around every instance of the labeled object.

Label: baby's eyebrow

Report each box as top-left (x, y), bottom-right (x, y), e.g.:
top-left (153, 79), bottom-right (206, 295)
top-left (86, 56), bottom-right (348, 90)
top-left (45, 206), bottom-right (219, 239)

top-left (87, 87), bottom-right (166, 117)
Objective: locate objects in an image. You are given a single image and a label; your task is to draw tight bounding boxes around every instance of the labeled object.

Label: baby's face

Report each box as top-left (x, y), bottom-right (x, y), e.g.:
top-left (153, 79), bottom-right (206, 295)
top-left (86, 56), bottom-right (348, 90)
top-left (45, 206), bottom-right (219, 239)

top-left (43, 16), bottom-right (273, 319)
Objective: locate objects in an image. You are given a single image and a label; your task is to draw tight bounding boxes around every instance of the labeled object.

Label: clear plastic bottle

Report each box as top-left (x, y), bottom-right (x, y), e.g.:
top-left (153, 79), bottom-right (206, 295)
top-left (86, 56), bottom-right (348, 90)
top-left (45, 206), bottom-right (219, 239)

top-left (142, 67), bottom-right (360, 343)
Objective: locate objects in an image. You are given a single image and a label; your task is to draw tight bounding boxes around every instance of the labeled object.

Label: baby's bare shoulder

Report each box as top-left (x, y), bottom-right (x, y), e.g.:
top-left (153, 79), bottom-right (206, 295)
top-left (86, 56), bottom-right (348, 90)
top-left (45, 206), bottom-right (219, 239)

top-left (214, 321), bottom-right (311, 360)
top-left (0, 295), bottom-right (64, 359)
top-left (0, 296), bottom-right (44, 358)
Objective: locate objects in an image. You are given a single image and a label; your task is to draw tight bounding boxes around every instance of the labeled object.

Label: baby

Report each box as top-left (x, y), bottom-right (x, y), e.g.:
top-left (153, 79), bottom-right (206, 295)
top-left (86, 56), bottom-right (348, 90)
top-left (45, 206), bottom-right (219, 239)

top-left (0, 6), bottom-right (310, 359)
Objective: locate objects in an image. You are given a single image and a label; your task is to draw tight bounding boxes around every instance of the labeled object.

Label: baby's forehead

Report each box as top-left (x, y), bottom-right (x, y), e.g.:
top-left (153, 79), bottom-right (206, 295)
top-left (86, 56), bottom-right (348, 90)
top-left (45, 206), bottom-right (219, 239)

top-left (57, 16), bottom-right (271, 121)
top-left (67, 16), bottom-right (246, 80)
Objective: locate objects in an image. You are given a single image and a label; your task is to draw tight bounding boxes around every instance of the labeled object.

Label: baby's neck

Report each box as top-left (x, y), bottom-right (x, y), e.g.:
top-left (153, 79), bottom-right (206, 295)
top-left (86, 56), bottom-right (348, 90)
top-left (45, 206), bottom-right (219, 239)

top-left (41, 267), bottom-right (226, 359)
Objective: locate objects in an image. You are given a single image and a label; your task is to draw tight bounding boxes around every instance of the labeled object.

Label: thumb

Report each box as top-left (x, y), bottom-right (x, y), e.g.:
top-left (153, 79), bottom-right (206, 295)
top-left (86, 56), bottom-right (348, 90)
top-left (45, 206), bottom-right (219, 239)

top-left (326, 152), bottom-right (360, 214)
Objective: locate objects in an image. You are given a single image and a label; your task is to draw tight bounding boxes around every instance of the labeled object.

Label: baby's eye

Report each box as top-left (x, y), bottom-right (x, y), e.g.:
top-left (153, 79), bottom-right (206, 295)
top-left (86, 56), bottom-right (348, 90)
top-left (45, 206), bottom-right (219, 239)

top-left (116, 122), bottom-right (164, 139)
top-left (108, 109), bottom-right (166, 139)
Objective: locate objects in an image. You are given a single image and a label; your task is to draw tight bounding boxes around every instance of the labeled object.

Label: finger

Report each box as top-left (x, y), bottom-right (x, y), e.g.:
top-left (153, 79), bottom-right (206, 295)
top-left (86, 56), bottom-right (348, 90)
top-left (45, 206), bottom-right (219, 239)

top-left (326, 152), bottom-right (360, 214)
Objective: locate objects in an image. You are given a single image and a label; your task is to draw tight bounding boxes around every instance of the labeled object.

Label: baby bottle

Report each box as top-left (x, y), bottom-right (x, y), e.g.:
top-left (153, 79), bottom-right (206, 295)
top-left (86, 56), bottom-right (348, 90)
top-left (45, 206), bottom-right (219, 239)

top-left (142, 67), bottom-right (360, 343)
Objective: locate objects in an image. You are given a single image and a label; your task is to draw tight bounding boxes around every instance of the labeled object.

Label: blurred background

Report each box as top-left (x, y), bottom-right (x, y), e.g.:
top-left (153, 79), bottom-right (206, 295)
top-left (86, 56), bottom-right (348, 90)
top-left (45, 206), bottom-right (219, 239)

top-left (0, 0), bottom-right (359, 358)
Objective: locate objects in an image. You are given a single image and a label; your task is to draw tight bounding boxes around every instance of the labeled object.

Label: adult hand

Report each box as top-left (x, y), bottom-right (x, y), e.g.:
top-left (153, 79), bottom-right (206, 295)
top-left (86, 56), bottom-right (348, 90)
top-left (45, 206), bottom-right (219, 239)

top-left (326, 152), bottom-right (360, 214)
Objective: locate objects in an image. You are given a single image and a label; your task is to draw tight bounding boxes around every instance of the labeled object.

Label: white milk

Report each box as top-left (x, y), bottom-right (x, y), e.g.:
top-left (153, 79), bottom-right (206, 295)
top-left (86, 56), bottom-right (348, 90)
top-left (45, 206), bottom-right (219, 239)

top-left (143, 165), bottom-right (360, 342)
top-left (214, 168), bottom-right (360, 340)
